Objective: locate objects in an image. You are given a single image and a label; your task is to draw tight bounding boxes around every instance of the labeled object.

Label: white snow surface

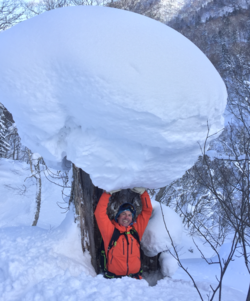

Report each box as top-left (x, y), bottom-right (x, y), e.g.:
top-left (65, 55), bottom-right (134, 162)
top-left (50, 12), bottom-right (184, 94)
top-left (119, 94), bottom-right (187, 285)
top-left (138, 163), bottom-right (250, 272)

top-left (0, 6), bottom-right (227, 191)
top-left (159, 251), bottom-right (179, 277)
top-left (0, 158), bottom-right (68, 229)
top-left (141, 199), bottom-right (183, 257)
top-left (173, 243), bottom-right (250, 299)
top-left (0, 158), bottom-right (248, 300)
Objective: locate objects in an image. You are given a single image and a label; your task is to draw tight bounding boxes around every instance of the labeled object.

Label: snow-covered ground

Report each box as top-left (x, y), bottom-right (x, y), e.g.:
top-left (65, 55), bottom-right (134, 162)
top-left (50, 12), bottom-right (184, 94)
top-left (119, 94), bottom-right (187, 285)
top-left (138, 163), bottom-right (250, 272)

top-left (0, 159), bottom-right (249, 301)
top-left (0, 5), bottom-right (247, 301)
top-left (0, 158), bottom-right (67, 229)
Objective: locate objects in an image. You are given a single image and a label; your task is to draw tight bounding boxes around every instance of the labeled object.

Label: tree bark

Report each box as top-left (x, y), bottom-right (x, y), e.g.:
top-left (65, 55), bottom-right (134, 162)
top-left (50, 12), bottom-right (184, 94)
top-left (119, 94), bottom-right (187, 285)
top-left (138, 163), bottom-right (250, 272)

top-left (246, 284), bottom-right (250, 301)
top-left (32, 160), bottom-right (42, 227)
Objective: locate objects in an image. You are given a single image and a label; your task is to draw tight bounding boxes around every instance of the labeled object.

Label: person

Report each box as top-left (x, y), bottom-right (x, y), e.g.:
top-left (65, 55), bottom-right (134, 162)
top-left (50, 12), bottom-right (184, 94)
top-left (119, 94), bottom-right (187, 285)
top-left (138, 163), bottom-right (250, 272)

top-left (94, 187), bottom-right (153, 279)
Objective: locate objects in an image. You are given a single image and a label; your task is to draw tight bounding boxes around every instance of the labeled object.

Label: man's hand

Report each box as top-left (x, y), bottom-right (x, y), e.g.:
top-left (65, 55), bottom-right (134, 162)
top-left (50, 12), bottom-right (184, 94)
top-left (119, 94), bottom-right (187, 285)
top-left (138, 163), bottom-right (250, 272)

top-left (131, 187), bottom-right (146, 195)
top-left (107, 189), bottom-right (121, 195)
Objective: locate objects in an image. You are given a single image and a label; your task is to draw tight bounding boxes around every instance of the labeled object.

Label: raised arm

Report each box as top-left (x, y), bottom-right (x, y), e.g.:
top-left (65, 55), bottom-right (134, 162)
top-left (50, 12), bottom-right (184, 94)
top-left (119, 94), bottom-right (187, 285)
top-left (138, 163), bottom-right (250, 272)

top-left (94, 192), bottom-right (115, 253)
top-left (133, 191), bottom-right (153, 240)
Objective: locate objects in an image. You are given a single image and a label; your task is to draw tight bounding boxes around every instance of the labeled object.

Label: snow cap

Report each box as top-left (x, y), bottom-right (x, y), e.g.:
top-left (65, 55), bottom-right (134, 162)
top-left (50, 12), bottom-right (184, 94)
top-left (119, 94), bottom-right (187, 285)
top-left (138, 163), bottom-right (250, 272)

top-left (0, 6), bottom-right (227, 190)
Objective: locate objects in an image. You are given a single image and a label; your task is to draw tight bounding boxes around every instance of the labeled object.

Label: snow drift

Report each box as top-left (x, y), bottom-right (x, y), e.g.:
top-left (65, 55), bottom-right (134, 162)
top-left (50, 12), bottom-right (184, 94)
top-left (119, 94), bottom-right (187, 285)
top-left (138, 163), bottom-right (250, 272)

top-left (0, 6), bottom-right (227, 190)
top-left (0, 159), bottom-right (248, 300)
top-left (141, 199), bottom-right (183, 277)
top-left (141, 200), bottom-right (183, 257)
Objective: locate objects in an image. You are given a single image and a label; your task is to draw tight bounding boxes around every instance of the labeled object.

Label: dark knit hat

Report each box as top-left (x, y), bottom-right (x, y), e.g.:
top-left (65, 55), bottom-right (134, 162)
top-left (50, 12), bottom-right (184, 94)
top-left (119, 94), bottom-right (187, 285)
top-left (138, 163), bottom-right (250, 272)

top-left (115, 203), bottom-right (136, 222)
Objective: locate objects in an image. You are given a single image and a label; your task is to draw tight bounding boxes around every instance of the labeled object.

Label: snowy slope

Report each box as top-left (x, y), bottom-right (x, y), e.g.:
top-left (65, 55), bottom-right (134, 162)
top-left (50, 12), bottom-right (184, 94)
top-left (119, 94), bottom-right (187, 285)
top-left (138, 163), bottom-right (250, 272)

top-left (173, 243), bottom-right (250, 299)
top-left (0, 159), bottom-right (68, 229)
top-left (0, 6), bottom-right (227, 191)
top-left (0, 158), bottom-right (248, 301)
top-left (0, 159), bottom-right (36, 228)
top-left (0, 220), bottom-right (247, 301)
top-left (1, 4), bottom-right (246, 300)
top-left (0, 211), bottom-right (96, 301)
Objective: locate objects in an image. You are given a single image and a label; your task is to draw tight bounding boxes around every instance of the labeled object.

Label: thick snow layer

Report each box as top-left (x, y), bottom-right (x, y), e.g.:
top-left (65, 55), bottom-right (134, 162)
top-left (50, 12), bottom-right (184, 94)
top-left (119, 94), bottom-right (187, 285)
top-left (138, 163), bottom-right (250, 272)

top-left (0, 158), bottom-right (248, 300)
top-left (0, 210), bottom-right (96, 301)
top-left (141, 199), bottom-right (183, 256)
top-left (0, 197), bottom-right (246, 301)
top-left (0, 6), bottom-right (227, 191)
top-left (0, 220), bottom-right (246, 301)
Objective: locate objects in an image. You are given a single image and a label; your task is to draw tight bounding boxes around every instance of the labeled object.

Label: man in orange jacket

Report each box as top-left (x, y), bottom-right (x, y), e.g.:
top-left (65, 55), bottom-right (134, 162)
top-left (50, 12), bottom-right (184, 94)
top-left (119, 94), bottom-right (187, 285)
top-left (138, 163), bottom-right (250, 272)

top-left (94, 187), bottom-right (153, 279)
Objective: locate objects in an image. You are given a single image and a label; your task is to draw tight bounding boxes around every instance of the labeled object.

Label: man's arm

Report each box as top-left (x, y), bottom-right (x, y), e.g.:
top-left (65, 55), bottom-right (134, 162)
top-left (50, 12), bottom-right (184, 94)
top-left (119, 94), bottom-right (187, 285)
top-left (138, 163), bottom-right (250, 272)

top-left (94, 192), bottom-right (115, 253)
top-left (133, 191), bottom-right (153, 240)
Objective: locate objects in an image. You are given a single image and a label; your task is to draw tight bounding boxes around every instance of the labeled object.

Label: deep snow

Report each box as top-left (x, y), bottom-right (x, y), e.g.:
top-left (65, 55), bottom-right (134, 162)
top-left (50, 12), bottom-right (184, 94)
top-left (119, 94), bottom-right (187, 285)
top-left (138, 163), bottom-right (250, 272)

top-left (0, 159), bottom-right (248, 301)
top-left (0, 6), bottom-right (227, 191)
top-left (1, 5), bottom-right (246, 300)
top-left (141, 200), bottom-right (183, 257)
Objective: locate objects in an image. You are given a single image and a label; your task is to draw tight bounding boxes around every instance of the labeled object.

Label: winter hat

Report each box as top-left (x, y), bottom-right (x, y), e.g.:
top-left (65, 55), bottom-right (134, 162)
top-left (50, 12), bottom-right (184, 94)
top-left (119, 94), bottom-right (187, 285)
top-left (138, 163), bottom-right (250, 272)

top-left (115, 203), bottom-right (136, 222)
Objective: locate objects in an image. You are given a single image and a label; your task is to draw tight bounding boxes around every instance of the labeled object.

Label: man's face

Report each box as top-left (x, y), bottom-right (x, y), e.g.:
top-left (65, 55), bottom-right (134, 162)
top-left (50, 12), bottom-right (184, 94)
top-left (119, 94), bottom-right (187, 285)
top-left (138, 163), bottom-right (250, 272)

top-left (117, 210), bottom-right (133, 227)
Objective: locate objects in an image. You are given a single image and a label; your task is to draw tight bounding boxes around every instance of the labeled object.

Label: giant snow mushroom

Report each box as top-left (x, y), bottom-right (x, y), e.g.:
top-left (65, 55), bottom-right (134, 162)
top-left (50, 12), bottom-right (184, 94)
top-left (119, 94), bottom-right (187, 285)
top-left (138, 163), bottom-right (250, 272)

top-left (0, 6), bottom-right (227, 191)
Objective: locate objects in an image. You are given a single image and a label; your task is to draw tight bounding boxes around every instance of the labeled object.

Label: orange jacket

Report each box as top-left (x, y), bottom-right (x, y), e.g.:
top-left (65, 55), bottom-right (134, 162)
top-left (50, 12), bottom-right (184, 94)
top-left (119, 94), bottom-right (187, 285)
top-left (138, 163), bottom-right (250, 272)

top-left (94, 191), bottom-right (153, 276)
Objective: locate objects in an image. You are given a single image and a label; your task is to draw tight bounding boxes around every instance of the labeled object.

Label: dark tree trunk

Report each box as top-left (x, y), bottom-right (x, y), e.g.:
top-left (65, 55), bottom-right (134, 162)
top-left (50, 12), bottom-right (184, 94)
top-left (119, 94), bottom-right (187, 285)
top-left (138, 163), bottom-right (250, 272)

top-left (70, 164), bottom-right (103, 272)
top-left (246, 284), bottom-right (250, 301)
top-left (70, 164), bottom-right (159, 275)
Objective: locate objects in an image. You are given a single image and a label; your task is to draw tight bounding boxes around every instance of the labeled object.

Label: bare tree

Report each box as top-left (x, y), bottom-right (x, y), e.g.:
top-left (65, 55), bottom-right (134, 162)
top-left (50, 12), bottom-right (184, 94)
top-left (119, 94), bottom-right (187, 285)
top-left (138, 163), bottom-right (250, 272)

top-left (159, 121), bottom-right (250, 300)
top-left (5, 124), bottom-right (22, 160)
top-left (160, 199), bottom-right (240, 301)
top-left (24, 151), bottom-right (43, 226)
top-left (0, 104), bottom-right (10, 157)
top-left (22, 0), bottom-right (110, 19)
top-left (71, 0), bottom-right (110, 6)
top-left (107, 0), bottom-right (161, 20)
top-left (22, 0), bottom-right (71, 18)
top-left (0, 0), bottom-right (25, 31)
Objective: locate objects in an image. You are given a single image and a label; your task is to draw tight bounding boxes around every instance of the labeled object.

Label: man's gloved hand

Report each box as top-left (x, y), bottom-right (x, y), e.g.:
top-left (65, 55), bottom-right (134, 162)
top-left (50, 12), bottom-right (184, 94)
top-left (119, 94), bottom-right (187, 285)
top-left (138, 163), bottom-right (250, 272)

top-left (131, 187), bottom-right (146, 195)
top-left (107, 189), bottom-right (121, 195)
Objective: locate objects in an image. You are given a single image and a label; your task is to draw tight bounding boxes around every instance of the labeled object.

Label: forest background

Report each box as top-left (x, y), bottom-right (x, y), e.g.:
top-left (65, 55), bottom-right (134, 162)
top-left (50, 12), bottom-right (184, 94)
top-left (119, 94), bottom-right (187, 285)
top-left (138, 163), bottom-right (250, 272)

top-left (0, 0), bottom-right (250, 300)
